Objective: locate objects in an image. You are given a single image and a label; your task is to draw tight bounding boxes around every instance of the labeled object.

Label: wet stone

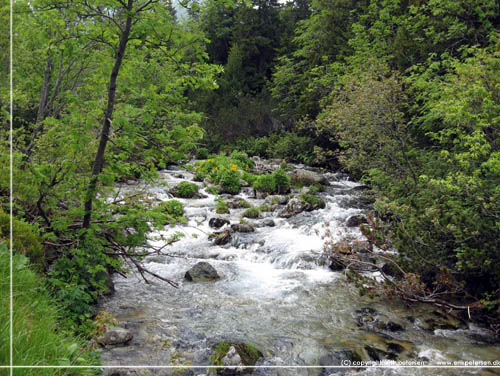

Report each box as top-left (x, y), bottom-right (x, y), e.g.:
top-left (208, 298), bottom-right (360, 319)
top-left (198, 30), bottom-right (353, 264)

top-left (209, 217), bottom-right (230, 229)
top-left (97, 328), bottom-right (133, 347)
top-left (184, 262), bottom-right (221, 282)
top-left (231, 224), bottom-right (255, 233)
top-left (345, 214), bottom-right (368, 227)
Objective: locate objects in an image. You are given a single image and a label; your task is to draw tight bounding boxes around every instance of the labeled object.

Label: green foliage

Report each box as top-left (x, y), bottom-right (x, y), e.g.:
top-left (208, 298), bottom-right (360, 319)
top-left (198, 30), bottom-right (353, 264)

top-left (242, 207), bottom-right (260, 219)
top-left (0, 211), bottom-right (44, 271)
top-left (230, 150), bottom-right (255, 169)
top-left (175, 182), bottom-right (200, 198)
top-left (0, 243), bottom-right (100, 373)
top-left (273, 168), bottom-right (291, 194)
top-left (299, 193), bottom-right (324, 208)
top-left (259, 204), bottom-right (273, 212)
top-left (156, 200), bottom-right (185, 224)
top-left (253, 168), bottom-right (290, 194)
top-left (215, 198), bottom-right (230, 214)
top-left (206, 185), bottom-right (220, 195)
top-left (219, 168), bottom-right (241, 194)
top-left (196, 147), bottom-right (210, 159)
top-left (253, 173), bottom-right (276, 194)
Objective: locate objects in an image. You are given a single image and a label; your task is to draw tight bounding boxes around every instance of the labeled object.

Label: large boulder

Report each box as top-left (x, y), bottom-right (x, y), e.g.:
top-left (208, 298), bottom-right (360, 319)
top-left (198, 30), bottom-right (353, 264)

top-left (209, 217), bottom-right (230, 229)
top-left (184, 262), bottom-right (221, 282)
top-left (288, 169), bottom-right (329, 186)
top-left (97, 328), bottom-right (133, 347)
top-left (278, 198), bottom-right (306, 218)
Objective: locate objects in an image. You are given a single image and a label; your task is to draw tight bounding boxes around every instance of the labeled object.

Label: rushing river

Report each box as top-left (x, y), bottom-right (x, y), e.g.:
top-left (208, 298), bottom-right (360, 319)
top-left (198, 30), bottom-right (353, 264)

top-left (98, 161), bottom-right (500, 376)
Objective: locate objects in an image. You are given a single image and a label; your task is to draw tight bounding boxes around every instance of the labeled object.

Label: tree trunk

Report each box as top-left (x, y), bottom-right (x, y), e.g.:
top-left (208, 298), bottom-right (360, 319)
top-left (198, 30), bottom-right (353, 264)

top-left (82, 0), bottom-right (134, 229)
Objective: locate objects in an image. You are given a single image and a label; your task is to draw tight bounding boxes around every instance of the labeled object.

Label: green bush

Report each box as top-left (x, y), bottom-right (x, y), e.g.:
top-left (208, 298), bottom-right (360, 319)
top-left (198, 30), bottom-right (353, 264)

top-left (219, 169), bottom-right (241, 194)
top-left (273, 168), bottom-right (291, 194)
top-left (206, 185), bottom-right (220, 195)
top-left (253, 169), bottom-right (290, 194)
top-left (175, 181), bottom-right (200, 198)
top-left (230, 150), bottom-right (255, 169)
top-left (0, 211), bottom-right (44, 271)
top-left (242, 207), bottom-right (260, 218)
top-left (253, 173), bottom-right (276, 193)
top-left (0, 243), bottom-right (100, 373)
top-left (300, 193), bottom-right (325, 208)
top-left (195, 147), bottom-right (209, 159)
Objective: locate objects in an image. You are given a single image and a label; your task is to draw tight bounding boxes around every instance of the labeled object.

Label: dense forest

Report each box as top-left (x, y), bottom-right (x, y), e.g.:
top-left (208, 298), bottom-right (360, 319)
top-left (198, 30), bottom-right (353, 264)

top-left (1, 0), bottom-right (499, 371)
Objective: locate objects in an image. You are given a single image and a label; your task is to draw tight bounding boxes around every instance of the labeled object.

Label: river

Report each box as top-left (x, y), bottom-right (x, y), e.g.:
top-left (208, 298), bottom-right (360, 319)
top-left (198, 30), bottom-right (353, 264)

top-left (98, 160), bottom-right (500, 376)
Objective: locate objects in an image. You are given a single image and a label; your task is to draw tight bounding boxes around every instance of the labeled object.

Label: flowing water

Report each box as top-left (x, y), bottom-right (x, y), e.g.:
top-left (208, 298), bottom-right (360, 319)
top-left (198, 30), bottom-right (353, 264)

top-left (98, 162), bottom-right (500, 376)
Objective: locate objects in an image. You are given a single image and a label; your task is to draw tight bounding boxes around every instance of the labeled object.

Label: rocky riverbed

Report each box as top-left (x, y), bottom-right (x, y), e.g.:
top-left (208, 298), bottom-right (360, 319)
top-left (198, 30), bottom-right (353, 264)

top-left (97, 159), bottom-right (500, 376)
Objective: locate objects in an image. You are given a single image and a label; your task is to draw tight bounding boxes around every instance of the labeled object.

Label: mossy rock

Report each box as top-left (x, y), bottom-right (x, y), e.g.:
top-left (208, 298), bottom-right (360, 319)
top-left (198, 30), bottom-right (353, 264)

top-left (0, 211), bottom-right (44, 271)
top-left (210, 341), bottom-right (263, 372)
top-left (242, 207), bottom-right (260, 219)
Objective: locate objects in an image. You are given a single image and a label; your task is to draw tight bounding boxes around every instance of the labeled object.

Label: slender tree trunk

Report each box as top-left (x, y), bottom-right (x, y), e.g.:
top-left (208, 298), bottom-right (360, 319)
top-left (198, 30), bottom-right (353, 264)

top-left (82, 0), bottom-right (134, 229)
top-left (36, 58), bottom-right (53, 124)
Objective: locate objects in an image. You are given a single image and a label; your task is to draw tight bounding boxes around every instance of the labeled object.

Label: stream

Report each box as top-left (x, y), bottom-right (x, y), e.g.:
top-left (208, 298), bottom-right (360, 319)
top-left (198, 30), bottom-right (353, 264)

top-left (98, 160), bottom-right (500, 376)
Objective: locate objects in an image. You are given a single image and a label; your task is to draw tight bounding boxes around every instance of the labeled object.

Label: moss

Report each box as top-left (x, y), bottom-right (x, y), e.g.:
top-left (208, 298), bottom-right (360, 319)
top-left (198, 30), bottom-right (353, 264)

top-left (216, 198), bottom-right (230, 214)
top-left (210, 341), bottom-right (263, 369)
top-left (242, 207), bottom-right (260, 219)
top-left (259, 204), bottom-right (273, 212)
top-left (239, 200), bottom-right (252, 209)
top-left (0, 211), bottom-right (44, 271)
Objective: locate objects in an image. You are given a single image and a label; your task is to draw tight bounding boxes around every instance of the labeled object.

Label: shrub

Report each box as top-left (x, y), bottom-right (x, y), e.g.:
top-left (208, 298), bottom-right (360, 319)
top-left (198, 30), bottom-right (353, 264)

top-left (253, 174), bottom-right (276, 193)
top-left (0, 211), bottom-right (44, 271)
top-left (273, 168), bottom-right (290, 194)
top-left (230, 150), bottom-right (255, 169)
top-left (242, 207), bottom-right (260, 219)
top-left (206, 185), bottom-right (220, 195)
top-left (156, 200), bottom-right (185, 225)
top-left (241, 171), bottom-right (257, 185)
top-left (175, 181), bottom-right (199, 198)
top-left (195, 147), bottom-right (209, 159)
top-left (219, 168), bottom-right (241, 194)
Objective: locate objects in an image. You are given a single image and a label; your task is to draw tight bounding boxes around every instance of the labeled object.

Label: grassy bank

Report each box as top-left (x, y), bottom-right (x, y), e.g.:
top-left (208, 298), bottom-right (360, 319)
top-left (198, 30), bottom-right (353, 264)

top-left (0, 243), bottom-right (100, 375)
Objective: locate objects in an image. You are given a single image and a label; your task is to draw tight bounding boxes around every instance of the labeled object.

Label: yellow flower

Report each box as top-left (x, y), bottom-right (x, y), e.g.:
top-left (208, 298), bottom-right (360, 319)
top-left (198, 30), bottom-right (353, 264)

top-left (231, 164), bottom-right (238, 172)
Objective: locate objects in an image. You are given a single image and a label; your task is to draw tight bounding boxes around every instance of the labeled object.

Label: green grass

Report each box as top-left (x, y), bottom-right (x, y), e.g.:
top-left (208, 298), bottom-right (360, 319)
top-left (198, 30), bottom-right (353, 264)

top-left (0, 243), bottom-right (100, 375)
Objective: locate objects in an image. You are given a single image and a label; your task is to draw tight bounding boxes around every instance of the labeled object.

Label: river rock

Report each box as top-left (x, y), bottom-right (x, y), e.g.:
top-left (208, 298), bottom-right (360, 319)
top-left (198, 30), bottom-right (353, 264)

top-left (278, 198), bottom-right (305, 218)
top-left (346, 214), bottom-right (368, 227)
top-left (107, 370), bottom-right (138, 376)
top-left (209, 217), bottom-right (230, 229)
top-left (222, 346), bottom-right (244, 370)
top-left (184, 262), bottom-right (221, 282)
top-left (319, 350), bottom-right (362, 375)
top-left (211, 229), bottom-right (232, 246)
top-left (264, 195), bottom-right (288, 205)
top-left (97, 328), bottom-right (133, 347)
top-left (288, 169), bottom-right (329, 186)
top-left (227, 199), bottom-right (251, 209)
top-left (231, 223), bottom-right (255, 233)
top-left (262, 218), bottom-right (275, 227)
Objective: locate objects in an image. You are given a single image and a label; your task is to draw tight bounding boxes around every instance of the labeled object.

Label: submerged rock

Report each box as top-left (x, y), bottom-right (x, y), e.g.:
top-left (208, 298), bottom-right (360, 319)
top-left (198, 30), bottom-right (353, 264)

top-left (262, 218), bottom-right (275, 227)
top-left (184, 262), bottom-right (221, 282)
top-left (264, 195), bottom-right (289, 205)
top-left (97, 328), bottom-right (133, 347)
